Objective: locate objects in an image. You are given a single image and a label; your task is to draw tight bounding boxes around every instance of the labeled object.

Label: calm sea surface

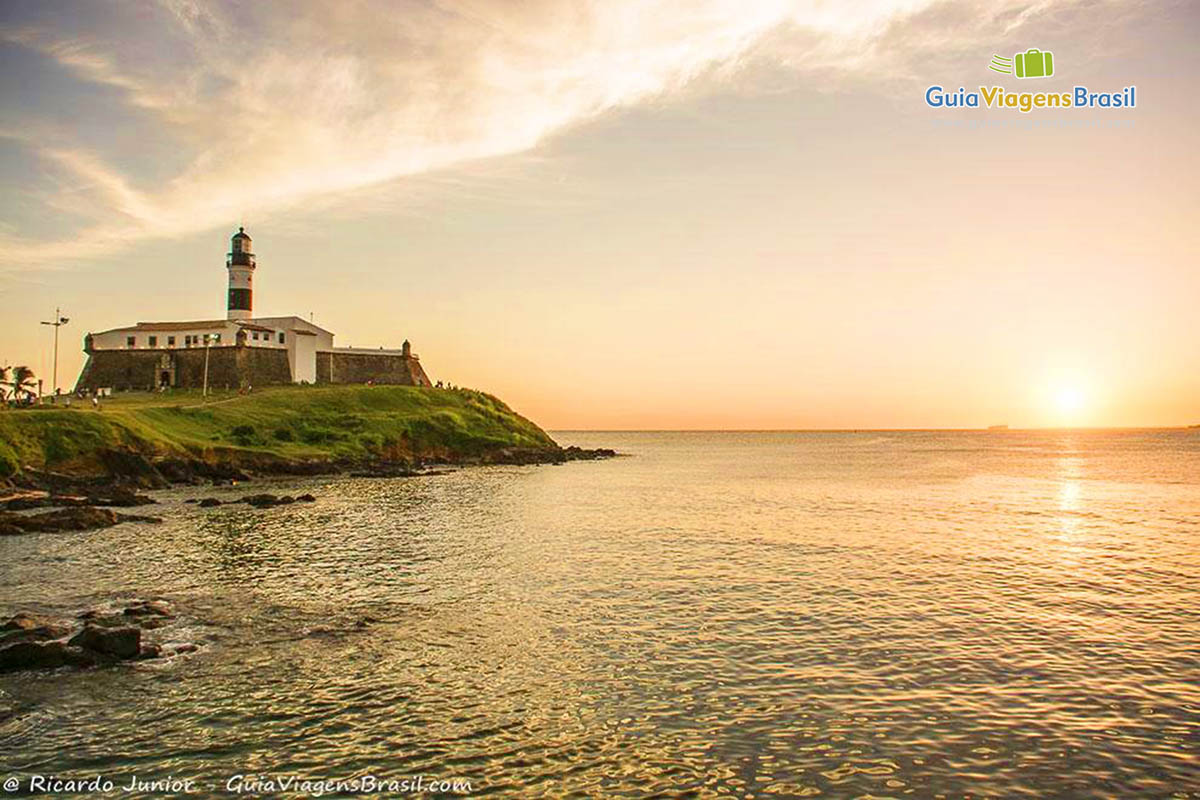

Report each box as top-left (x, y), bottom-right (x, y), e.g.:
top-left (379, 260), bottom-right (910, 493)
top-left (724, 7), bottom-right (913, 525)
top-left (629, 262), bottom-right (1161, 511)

top-left (2, 431), bottom-right (1198, 797)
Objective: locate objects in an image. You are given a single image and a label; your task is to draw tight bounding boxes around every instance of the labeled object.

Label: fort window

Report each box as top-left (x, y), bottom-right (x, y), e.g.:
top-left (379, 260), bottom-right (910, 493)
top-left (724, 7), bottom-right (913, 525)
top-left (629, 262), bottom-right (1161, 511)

top-left (126, 336), bottom-right (136, 347)
top-left (149, 336), bottom-right (157, 347)
top-left (252, 331), bottom-right (260, 340)
top-left (168, 336), bottom-right (176, 346)
top-left (278, 333), bottom-right (285, 344)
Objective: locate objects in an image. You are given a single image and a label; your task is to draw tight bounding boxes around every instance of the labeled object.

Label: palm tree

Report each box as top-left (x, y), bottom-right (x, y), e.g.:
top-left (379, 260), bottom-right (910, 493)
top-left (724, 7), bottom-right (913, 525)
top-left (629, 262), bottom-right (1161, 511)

top-left (8, 366), bottom-right (37, 404)
top-left (0, 366), bottom-right (8, 403)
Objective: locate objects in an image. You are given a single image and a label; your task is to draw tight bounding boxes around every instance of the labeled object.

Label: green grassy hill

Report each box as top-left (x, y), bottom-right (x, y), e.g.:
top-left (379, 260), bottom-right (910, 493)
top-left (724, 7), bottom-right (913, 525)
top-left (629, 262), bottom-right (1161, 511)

top-left (0, 385), bottom-right (557, 478)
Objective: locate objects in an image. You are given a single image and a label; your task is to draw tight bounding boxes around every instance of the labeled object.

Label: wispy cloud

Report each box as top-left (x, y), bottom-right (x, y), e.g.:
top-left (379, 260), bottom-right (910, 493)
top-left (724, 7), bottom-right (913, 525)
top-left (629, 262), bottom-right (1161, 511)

top-left (0, 0), bottom-right (1084, 271)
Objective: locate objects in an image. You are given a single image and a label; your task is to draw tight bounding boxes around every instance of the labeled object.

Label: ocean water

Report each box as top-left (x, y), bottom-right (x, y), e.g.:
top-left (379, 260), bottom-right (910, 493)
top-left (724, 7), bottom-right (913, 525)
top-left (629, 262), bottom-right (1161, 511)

top-left (1, 430), bottom-right (1198, 797)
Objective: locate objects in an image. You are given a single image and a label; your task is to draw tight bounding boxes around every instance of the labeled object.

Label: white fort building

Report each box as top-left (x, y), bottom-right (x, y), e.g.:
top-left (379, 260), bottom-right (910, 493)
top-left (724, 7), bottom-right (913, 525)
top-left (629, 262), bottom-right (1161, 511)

top-left (76, 228), bottom-right (432, 391)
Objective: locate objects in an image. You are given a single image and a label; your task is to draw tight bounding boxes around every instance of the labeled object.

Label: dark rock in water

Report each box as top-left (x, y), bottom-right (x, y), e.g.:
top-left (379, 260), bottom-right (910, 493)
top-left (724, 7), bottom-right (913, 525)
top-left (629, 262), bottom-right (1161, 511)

top-left (240, 493), bottom-right (298, 508)
top-left (475, 446), bottom-right (617, 466)
top-left (122, 600), bottom-right (173, 619)
top-left (0, 506), bottom-right (159, 534)
top-left (297, 494), bottom-right (316, 503)
top-left (0, 640), bottom-right (68, 671)
top-left (0, 613), bottom-right (71, 644)
top-left (169, 643), bottom-right (199, 655)
top-left (1, 506), bottom-right (119, 534)
top-left (2, 612), bottom-right (46, 632)
top-left (68, 625), bottom-right (141, 658)
top-left (197, 497), bottom-right (222, 508)
top-left (136, 643), bottom-right (162, 660)
top-left (0, 640), bottom-right (100, 671)
top-left (2, 600), bottom-right (182, 672)
top-left (2, 488), bottom-right (155, 511)
top-left (96, 449), bottom-right (170, 490)
top-left (561, 446), bottom-right (617, 461)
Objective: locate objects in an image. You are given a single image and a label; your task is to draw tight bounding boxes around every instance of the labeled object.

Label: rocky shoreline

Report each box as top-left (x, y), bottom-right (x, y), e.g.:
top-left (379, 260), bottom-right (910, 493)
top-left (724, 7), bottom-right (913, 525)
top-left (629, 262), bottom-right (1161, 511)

top-left (7, 443), bottom-right (617, 490)
top-left (0, 444), bottom-right (617, 537)
top-left (0, 601), bottom-right (198, 674)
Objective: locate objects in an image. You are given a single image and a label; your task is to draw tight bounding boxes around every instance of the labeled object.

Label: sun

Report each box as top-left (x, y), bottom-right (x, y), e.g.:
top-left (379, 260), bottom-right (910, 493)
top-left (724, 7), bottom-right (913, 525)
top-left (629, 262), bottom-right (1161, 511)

top-left (1055, 386), bottom-right (1085, 416)
top-left (1039, 364), bottom-right (1098, 426)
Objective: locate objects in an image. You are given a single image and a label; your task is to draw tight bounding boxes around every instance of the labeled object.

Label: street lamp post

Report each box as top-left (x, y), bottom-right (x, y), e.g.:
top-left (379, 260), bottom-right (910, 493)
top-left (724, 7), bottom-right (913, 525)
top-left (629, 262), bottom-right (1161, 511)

top-left (39, 308), bottom-right (69, 401)
top-left (202, 333), bottom-right (212, 400)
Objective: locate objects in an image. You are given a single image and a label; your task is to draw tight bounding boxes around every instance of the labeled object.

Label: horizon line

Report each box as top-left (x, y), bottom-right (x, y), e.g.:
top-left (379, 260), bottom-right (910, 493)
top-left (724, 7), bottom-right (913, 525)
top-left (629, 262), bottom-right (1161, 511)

top-left (548, 426), bottom-right (1199, 433)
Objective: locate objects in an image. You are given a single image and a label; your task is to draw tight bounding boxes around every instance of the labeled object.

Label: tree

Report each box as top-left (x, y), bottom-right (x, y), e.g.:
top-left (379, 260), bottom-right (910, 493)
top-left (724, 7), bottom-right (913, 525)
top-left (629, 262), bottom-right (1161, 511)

top-left (7, 366), bottom-right (37, 404)
top-left (0, 366), bottom-right (7, 402)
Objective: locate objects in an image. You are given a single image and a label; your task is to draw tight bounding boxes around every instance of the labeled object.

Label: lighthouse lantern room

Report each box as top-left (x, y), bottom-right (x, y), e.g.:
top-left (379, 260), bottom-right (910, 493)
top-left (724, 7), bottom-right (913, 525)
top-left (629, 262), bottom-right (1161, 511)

top-left (226, 227), bottom-right (255, 320)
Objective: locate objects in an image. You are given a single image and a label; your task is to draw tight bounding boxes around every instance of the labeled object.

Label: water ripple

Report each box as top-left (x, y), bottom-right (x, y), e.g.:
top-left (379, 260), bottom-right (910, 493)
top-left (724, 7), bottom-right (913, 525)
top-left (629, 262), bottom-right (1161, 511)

top-left (1, 430), bottom-right (1198, 797)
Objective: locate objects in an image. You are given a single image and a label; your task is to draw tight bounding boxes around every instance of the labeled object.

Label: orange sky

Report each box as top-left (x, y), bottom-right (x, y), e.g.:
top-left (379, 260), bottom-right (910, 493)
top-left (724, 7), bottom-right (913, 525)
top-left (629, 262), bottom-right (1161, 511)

top-left (1, 1), bottom-right (1197, 428)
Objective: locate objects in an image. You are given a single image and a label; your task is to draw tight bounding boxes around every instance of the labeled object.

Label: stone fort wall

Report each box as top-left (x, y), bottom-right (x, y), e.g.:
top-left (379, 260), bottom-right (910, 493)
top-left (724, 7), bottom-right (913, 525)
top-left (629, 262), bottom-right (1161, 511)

top-left (75, 347), bottom-right (292, 391)
top-left (316, 351), bottom-right (432, 387)
top-left (76, 347), bottom-right (432, 391)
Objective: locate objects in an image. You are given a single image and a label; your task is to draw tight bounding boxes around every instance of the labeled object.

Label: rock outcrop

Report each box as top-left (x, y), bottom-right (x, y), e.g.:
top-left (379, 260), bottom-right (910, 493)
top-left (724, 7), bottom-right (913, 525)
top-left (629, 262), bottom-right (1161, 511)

top-left (0, 507), bottom-right (162, 536)
top-left (194, 493), bottom-right (317, 509)
top-left (68, 625), bottom-right (141, 658)
top-left (0, 612), bottom-right (71, 643)
top-left (2, 488), bottom-right (156, 511)
top-left (480, 446), bottom-right (618, 465)
top-left (0, 600), bottom-right (191, 673)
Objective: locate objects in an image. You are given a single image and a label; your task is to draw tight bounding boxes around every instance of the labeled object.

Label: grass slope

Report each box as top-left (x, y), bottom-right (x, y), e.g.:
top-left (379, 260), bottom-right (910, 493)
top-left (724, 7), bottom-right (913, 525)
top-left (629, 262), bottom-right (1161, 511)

top-left (0, 385), bottom-right (556, 477)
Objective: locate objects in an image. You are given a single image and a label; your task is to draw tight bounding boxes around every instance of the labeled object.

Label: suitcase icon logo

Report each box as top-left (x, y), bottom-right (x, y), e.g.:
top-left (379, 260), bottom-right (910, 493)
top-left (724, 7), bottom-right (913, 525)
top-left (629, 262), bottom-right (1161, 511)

top-left (989, 49), bottom-right (1055, 79)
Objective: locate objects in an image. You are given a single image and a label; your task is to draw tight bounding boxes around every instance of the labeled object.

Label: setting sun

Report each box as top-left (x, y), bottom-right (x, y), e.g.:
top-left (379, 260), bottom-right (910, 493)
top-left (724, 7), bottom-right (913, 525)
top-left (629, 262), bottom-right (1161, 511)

top-left (1056, 386), bottom-right (1086, 415)
top-left (1044, 378), bottom-right (1097, 426)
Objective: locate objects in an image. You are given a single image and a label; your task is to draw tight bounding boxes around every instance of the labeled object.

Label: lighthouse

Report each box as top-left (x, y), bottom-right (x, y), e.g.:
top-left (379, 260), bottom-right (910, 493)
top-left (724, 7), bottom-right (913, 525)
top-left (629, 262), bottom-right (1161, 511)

top-left (76, 227), bottom-right (435, 391)
top-left (226, 227), bottom-right (255, 320)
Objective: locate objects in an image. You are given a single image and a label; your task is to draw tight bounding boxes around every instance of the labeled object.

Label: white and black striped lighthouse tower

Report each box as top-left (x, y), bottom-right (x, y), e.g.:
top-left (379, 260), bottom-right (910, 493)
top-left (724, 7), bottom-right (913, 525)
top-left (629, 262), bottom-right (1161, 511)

top-left (226, 227), bottom-right (255, 320)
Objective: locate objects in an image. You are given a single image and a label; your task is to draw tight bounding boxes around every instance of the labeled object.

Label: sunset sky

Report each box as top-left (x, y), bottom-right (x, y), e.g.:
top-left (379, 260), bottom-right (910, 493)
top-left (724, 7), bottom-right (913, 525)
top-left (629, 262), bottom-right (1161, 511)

top-left (1, 0), bottom-right (1196, 429)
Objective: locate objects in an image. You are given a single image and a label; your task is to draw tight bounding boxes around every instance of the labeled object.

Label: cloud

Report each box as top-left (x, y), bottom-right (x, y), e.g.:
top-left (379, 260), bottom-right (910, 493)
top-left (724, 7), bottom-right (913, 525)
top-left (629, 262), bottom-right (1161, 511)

top-left (0, 0), bottom-right (1086, 271)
